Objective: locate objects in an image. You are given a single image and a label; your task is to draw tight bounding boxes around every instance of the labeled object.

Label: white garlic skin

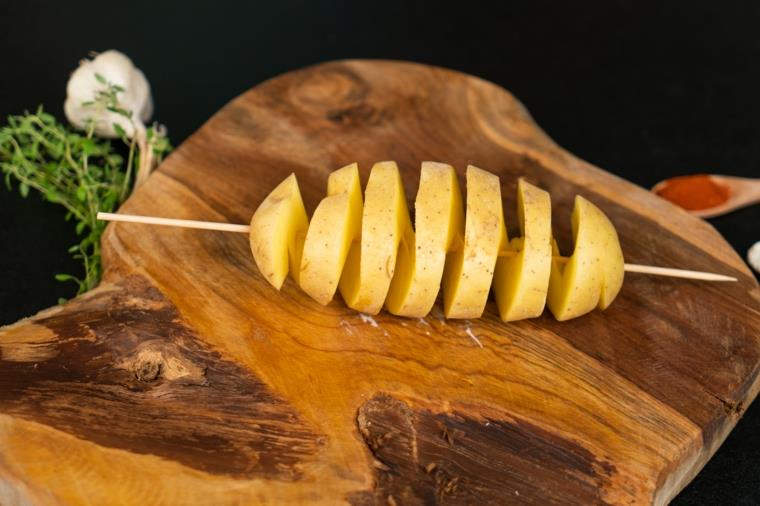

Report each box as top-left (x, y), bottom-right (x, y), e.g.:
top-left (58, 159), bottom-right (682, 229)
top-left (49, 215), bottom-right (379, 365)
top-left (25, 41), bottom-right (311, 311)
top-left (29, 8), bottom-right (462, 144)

top-left (748, 241), bottom-right (760, 274)
top-left (64, 50), bottom-right (153, 138)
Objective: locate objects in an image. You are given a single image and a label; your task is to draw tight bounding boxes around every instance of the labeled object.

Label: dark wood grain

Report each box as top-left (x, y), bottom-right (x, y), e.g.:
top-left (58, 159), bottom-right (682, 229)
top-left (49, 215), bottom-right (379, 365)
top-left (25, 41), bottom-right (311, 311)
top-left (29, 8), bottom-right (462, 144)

top-left (1, 60), bottom-right (758, 505)
top-left (0, 275), bottom-right (323, 479)
top-left (354, 394), bottom-right (617, 505)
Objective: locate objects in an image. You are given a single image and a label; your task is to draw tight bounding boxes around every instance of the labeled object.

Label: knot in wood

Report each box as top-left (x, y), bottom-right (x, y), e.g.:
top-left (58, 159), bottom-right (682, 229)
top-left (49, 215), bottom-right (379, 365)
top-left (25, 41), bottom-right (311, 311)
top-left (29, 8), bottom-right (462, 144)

top-left (135, 357), bottom-right (162, 382)
top-left (119, 343), bottom-right (206, 386)
top-left (326, 103), bottom-right (377, 125)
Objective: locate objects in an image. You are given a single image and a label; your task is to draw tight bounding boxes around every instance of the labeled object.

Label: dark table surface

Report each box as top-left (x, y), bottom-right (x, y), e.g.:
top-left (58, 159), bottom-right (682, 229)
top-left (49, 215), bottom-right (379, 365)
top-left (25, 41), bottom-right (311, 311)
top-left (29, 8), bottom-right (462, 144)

top-left (1, 1), bottom-right (758, 503)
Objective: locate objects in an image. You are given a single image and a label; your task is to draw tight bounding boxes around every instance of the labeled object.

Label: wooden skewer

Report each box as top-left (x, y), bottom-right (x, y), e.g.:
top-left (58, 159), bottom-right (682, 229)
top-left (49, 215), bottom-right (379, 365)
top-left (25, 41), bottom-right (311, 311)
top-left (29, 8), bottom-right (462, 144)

top-left (97, 212), bottom-right (251, 234)
top-left (97, 212), bottom-right (739, 282)
top-left (622, 263), bottom-right (736, 282)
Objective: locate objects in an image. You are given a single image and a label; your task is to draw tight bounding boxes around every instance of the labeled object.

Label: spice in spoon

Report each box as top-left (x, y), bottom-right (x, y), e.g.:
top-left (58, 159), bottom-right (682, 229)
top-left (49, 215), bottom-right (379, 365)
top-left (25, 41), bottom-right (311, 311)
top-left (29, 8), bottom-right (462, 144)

top-left (654, 174), bottom-right (730, 211)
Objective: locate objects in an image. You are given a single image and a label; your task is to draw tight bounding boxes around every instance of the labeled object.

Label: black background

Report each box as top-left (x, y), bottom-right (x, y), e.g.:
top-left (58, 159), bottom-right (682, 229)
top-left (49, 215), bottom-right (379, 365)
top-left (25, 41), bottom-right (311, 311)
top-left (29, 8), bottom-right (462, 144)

top-left (1, 1), bottom-right (759, 503)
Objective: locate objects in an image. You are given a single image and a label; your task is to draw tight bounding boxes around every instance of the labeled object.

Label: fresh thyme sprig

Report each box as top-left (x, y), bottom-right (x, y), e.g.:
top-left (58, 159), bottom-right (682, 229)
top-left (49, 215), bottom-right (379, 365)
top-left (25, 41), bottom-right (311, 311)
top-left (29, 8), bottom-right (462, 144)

top-left (0, 74), bottom-right (171, 297)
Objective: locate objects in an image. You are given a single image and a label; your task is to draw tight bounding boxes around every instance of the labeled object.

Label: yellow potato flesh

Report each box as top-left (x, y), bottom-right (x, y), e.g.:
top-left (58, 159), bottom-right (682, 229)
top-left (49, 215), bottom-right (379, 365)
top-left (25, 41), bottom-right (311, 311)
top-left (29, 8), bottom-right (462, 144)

top-left (249, 173), bottom-right (309, 289)
top-left (546, 196), bottom-right (625, 321)
top-left (385, 162), bottom-right (464, 317)
top-left (493, 179), bottom-right (552, 321)
top-left (299, 163), bottom-right (363, 305)
top-left (249, 163), bottom-right (625, 322)
top-left (339, 161), bottom-right (411, 315)
top-left (443, 165), bottom-right (506, 319)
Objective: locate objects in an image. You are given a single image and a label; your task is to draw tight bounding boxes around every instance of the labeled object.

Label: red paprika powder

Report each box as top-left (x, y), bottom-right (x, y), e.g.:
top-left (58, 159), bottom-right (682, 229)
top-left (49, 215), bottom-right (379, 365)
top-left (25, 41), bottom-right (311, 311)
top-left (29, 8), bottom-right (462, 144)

top-left (655, 174), bottom-right (730, 211)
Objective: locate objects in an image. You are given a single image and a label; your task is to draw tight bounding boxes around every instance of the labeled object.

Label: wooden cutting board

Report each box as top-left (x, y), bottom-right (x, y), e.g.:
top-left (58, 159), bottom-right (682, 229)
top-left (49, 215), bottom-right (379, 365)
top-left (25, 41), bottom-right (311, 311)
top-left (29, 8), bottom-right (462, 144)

top-left (1, 60), bottom-right (759, 506)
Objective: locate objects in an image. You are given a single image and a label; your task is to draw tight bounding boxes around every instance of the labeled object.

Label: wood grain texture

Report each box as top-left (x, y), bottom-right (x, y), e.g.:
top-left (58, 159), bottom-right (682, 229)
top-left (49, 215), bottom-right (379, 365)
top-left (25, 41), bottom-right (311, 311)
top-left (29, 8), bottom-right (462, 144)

top-left (1, 60), bottom-right (760, 505)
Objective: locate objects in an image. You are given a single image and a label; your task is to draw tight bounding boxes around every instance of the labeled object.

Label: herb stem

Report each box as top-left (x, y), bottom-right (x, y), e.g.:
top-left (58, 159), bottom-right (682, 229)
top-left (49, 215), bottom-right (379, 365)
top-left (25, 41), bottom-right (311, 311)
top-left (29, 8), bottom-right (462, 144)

top-left (122, 136), bottom-right (136, 200)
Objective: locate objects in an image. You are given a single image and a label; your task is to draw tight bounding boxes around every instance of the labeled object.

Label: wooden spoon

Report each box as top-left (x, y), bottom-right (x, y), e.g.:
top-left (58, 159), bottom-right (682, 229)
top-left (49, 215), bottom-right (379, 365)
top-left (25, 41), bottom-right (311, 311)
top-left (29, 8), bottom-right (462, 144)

top-left (652, 175), bottom-right (760, 218)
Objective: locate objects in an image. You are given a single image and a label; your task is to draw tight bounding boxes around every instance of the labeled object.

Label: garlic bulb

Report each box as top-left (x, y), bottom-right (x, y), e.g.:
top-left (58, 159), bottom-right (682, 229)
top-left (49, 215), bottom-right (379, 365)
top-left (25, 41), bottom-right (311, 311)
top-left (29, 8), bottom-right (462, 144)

top-left (748, 241), bottom-right (760, 274)
top-left (64, 50), bottom-right (153, 138)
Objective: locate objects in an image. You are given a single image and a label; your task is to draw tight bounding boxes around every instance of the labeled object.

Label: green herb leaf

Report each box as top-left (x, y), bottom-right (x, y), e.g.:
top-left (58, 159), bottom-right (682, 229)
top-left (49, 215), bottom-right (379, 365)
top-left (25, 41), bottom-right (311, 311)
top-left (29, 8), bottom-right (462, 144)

top-left (94, 73), bottom-right (107, 84)
top-left (81, 139), bottom-right (96, 156)
top-left (112, 123), bottom-right (127, 138)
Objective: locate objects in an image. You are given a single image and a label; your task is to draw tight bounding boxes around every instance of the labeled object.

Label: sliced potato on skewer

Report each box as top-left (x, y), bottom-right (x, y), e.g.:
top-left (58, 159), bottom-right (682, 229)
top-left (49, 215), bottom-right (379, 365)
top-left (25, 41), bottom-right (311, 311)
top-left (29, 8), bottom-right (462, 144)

top-left (385, 162), bottom-right (464, 317)
top-left (249, 173), bottom-right (309, 289)
top-left (546, 196), bottom-right (625, 321)
top-left (493, 179), bottom-right (552, 321)
top-left (443, 165), bottom-right (507, 319)
top-left (339, 161), bottom-right (412, 315)
top-left (299, 163), bottom-right (363, 305)
top-left (101, 161), bottom-right (733, 323)
top-left (246, 163), bottom-right (627, 321)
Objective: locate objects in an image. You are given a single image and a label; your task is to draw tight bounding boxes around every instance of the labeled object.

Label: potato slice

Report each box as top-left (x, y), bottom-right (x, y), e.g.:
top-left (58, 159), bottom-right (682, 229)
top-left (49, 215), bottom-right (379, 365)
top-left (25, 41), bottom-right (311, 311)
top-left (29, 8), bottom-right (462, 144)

top-left (299, 163), bottom-right (363, 304)
top-left (386, 162), bottom-right (464, 317)
top-left (443, 165), bottom-right (506, 319)
top-left (249, 173), bottom-right (309, 289)
top-left (339, 161), bottom-right (412, 315)
top-left (493, 179), bottom-right (552, 321)
top-left (546, 196), bottom-right (625, 321)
